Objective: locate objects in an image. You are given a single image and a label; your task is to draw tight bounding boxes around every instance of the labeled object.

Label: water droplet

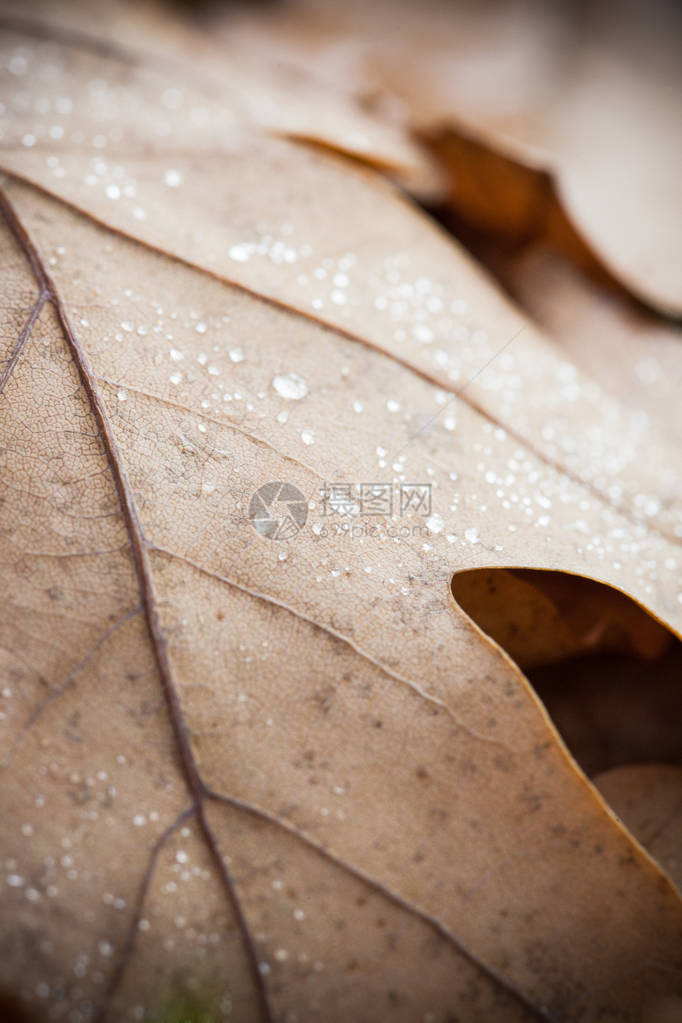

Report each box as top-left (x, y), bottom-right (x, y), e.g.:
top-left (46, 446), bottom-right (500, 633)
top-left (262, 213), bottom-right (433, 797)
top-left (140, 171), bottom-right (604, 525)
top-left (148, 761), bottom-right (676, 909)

top-left (426, 513), bottom-right (444, 534)
top-left (414, 325), bottom-right (433, 344)
top-left (229, 243), bottom-right (251, 262)
top-left (272, 373), bottom-right (308, 400)
top-left (300, 429), bottom-right (315, 445)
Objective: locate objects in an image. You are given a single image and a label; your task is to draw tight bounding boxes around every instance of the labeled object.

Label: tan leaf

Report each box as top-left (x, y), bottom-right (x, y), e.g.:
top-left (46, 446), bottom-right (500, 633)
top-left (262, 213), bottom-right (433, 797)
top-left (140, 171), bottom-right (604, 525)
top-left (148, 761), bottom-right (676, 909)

top-left (479, 245), bottom-right (682, 451)
top-left (0, 7), bottom-right (681, 1023)
top-left (0, 0), bottom-right (439, 199)
top-left (593, 765), bottom-right (682, 893)
top-left (451, 569), bottom-right (682, 776)
top-left (215, 0), bottom-right (682, 315)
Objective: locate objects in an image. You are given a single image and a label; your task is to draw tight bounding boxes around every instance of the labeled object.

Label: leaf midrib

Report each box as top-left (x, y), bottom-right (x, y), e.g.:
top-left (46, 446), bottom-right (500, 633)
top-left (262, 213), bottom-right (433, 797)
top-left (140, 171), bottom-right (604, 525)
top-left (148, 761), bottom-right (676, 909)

top-left (0, 189), bottom-right (274, 1023)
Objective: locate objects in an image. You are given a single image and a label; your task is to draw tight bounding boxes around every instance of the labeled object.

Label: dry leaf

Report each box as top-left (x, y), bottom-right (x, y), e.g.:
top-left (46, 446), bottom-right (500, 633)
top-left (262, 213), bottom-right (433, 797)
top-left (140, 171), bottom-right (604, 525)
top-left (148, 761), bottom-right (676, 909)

top-left (593, 765), bottom-right (682, 892)
top-left (452, 569), bottom-right (682, 776)
top-left (218, 0), bottom-right (682, 315)
top-left (479, 245), bottom-right (682, 451)
top-left (0, 6), bottom-right (681, 1023)
top-left (451, 568), bottom-right (675, 669)
top-left (0, 0), bottom-right (439, 198)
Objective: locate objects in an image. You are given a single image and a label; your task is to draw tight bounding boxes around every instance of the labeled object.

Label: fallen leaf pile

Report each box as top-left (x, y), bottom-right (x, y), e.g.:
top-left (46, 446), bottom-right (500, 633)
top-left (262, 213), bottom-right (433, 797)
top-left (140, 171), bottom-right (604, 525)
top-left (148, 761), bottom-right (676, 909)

top-left (0, 2), bottom-right (680, 1022)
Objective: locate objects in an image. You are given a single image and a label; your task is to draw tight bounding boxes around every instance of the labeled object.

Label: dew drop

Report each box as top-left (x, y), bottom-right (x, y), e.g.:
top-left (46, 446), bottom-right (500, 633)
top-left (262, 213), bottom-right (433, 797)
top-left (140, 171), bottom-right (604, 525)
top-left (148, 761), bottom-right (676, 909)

top-left (229, 243), bottom-right (251, 262)
top-left (272, 373), bottom-right (308, 400)
top-left (414, 324), bottom-right (433, 344)
top-left (426, 513), bottom-right (444, 534)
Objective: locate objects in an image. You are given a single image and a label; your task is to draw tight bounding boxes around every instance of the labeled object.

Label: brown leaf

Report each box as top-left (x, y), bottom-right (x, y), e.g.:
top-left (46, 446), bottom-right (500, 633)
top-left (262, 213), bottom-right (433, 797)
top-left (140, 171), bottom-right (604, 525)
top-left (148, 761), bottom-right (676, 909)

top-left (0, 0), bottom-right (440, 198)
top-left (451, 568), bottom-right (675, 669)
top-left (593, 765), bottom-right (682, 892)
top-left (451, 569), bottom-right (682, 775)
top-left (218, 0), bottom-right (682, 315)
top-left (0, 6), bottom-right (681, 1023)
top-left (479, 245), bottom-right (682, 451)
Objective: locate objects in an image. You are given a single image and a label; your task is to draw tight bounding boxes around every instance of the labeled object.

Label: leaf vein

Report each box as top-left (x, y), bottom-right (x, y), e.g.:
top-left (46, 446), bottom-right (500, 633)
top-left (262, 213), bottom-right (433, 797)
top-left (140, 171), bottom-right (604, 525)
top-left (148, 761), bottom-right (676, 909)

top-left (0, 188), bottom-right (275, 1023)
